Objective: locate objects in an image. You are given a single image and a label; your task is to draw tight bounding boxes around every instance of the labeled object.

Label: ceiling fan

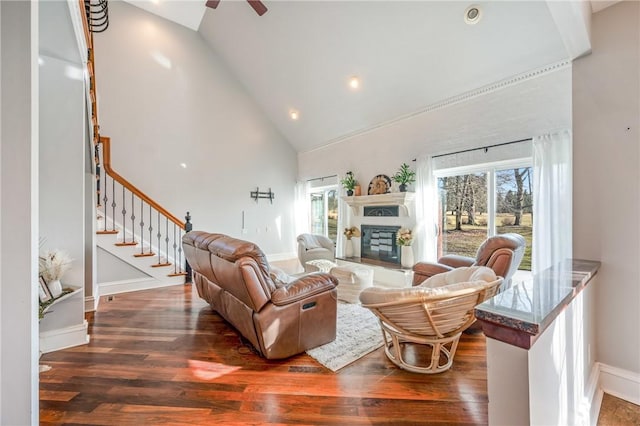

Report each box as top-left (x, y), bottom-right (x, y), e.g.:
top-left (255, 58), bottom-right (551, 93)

top-left (205, 0), bottom-right (268, 17)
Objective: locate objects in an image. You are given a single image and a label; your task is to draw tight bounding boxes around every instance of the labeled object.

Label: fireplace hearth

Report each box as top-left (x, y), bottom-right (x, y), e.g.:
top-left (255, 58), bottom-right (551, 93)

top-left (361, 225), bottom-right (400, 265)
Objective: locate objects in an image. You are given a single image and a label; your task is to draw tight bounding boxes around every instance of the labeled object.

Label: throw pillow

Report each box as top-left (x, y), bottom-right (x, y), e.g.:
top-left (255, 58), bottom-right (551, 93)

top-left (269, 266), bottom-right (294, 288)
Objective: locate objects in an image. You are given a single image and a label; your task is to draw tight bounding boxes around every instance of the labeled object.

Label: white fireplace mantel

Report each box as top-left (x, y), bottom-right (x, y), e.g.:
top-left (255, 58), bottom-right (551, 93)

top-left (341, 192), bottom-right (415, 216)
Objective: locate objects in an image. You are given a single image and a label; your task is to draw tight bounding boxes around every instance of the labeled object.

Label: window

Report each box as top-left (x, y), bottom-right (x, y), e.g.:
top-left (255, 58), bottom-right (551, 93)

top-left (436, 162), bottom-right (533, 270)
top-left (309, 187), bottom-right (338, 243)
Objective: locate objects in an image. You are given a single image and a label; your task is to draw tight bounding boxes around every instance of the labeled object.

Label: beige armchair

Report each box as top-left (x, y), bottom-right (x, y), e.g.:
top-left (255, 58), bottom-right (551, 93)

top-left (413, 233), bottom-right (526, 291)
top-left (297, 233), bottom-right (335, 272)
top-left (360, 266), bottom-right (502, 374)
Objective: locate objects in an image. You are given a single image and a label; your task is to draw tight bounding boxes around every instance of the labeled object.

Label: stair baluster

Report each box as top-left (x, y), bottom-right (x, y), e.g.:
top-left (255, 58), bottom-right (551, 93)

top-left (110, 179), bottom-right (116, 232)
top-left (148, 204), bottom-right (153, 255)
top-left (139, 201), bottom-right (145, 255)
top-left (121, 186), bottom-right (126, 242)
top-left (130, 192), bottom-right (135, 245)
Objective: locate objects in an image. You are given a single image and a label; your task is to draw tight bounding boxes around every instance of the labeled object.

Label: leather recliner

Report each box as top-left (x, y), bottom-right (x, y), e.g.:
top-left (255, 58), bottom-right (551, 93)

top-left (183, 231), bottom-right (338, 359)
top-left (412, 233), bottom-right (526, 291)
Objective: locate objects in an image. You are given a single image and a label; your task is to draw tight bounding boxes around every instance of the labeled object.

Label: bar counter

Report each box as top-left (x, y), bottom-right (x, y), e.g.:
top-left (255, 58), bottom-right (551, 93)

top-left (475, 259), bottom-right (600, 349)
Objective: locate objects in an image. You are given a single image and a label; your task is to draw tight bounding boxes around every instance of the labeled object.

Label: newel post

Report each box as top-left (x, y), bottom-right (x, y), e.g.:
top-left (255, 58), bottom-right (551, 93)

top-left (184, 212), bottom-right (193, 283)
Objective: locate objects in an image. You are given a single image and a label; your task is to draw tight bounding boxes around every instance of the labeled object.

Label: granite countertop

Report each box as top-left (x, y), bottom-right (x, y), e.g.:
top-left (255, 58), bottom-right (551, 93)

top-left (474, 259), bottom-right (600, 349)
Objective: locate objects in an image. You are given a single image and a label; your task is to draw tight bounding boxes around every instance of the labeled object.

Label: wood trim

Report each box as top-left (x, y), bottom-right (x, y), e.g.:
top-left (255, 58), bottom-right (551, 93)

top-left (78, 0), bottom-right (92, 50)
top-left (100, 136), bottom-right (186, 229)
top-left (133, 252), bottom-right (155, 258)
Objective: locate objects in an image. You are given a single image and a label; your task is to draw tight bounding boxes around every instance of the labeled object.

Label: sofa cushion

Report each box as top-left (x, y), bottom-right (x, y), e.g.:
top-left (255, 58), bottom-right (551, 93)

top-left (419, 266), bottom-right (497, 288)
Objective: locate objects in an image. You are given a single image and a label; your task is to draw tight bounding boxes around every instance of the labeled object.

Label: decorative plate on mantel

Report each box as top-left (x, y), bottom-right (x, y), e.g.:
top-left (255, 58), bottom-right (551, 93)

top-left (367, 174), bottom-right (391, 195)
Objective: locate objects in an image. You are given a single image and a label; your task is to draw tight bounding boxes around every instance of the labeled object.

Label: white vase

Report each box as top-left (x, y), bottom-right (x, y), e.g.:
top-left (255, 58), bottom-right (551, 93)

top-left (48, 279), bottom-right (63, 298)
top-left (401, 245), bottom-right (414, 268)
top-left (345, 239), bottom-right (354, 258)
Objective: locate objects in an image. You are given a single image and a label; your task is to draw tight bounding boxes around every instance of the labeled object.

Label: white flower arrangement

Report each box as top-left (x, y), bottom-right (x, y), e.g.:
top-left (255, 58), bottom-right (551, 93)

top-left (396, 228), bottom-right (414, 246)
top-left (39, 249), bottom-right (72, 282)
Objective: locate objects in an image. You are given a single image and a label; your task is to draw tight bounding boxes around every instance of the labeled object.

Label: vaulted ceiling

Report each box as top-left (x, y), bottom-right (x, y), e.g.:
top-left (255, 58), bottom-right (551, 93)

top-left (122, 1), bottom-right (610, 153)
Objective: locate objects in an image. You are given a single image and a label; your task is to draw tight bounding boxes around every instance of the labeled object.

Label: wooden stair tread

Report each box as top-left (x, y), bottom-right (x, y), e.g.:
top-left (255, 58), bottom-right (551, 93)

top-left (167, 272), bottom-right (188, 277)
top-left (97, 230), bottom-right (119, 235)
top-left (151, 262), bottom-right (172, 268)
top-left (133, 252), bottom-right (155, 258)
top-left (115, 241), bottom-right (138, 247)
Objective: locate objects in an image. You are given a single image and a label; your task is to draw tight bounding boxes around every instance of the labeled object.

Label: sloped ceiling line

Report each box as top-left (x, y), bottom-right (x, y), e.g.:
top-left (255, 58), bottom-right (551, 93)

top-left (303, 59), bottom-right (571, 154)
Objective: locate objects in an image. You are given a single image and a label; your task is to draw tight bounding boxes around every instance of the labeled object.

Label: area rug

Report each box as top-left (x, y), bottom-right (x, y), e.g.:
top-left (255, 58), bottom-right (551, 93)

top-left (306, 302), bottom-right (384, 372)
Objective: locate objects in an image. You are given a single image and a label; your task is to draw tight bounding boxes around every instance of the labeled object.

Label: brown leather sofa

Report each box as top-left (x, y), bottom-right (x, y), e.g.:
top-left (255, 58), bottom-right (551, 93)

top-left (412, 233), bottom-right (526, 291)
top-left (182, 231), bottom-right (339, 359)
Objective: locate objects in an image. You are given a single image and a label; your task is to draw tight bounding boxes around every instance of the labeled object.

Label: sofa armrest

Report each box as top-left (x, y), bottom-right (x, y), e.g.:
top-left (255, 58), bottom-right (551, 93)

top-left (271, 273), bottom-right (338, 306)
top-left (412, 262), bottom-right (454, 285)
top-left (437, 254), bottom-right (475, 268)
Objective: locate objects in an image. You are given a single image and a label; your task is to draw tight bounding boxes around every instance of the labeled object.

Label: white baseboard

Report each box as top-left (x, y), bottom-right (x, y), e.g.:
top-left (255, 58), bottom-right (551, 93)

top-left (586, 363), bottom-right (603, 426)
top-left (84, 295), bottom-right (98, 312)
top-left (99, 277), bottom-right (183, 296)
top-left (266, 251), bottom-right (297, 262)
top-left (599, 362), bottom-right (640, 405)
top-left (39, 320), bottom-right (90, 354)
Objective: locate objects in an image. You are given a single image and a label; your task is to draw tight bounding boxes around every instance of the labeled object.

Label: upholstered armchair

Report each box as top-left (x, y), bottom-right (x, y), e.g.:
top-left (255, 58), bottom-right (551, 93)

top-left (412, 233), bottom-right (526, 291)
top-left (360, 266), bottom-right (502, 374)
top-left (297, 233), bottom-right (335, 272)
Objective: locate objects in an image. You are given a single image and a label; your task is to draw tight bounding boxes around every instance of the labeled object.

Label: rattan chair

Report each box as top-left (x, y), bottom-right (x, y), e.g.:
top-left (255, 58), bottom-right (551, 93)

top-left (360, 266), bottom-right (502, 374)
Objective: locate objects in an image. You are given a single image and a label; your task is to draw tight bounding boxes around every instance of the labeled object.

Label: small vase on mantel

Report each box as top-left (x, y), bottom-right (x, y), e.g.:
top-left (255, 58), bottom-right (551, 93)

top-left (345, 239), bottom-right (354, 258)
top-left (400, 245), bottom-right (414, 268)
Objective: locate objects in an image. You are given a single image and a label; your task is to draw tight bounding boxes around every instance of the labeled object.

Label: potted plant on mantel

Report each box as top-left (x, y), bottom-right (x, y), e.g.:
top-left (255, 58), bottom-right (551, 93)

top-left (392, 163), bottom-right (416, 192)
top-left (340, 171), bottom-right (358, 196)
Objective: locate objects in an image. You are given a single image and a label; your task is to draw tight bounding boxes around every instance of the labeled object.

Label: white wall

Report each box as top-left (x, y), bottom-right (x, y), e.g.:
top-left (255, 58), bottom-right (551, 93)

top-left (39, 53), bottom-right (86, 291)
top-left (298, 65), bottom-right (572, 186)
top-left (97, 247), bottom-right (148, 282)
top-left (0, 1), bottom-right (39, 424)
top-left (94, 1), bottom-right (298, 255)
top-left (572, 1), bottom-right (640, 376)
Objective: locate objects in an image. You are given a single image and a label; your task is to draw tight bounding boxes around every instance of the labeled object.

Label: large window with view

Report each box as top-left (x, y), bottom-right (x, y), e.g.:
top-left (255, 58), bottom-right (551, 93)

top-left (436, 163), bottom-right (533, 270)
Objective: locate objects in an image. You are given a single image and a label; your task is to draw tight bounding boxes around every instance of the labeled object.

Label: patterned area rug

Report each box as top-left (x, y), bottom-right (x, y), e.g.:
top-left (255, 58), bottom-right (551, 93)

top-left (306, 302), bottom-right (384, 372)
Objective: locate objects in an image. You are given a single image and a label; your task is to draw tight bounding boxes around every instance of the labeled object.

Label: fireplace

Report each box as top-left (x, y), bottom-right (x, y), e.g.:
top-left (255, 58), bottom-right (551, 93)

top-left (361, 225), bottom-right (401, 266)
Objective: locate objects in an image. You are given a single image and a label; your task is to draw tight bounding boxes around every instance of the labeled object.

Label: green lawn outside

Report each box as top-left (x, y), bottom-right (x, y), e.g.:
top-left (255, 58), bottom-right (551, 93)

top-left (442, 213), bottom-right (532, 270)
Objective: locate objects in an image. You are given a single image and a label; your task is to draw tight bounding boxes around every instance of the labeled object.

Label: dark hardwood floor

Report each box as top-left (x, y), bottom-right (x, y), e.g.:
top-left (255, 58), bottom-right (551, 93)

top-left (40, 284), bottom-right (490, 425)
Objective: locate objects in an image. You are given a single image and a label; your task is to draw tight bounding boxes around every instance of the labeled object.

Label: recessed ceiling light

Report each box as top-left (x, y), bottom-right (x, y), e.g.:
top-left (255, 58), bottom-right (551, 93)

top-left (180, 162), bottom-right (187, 169)
top-left (349, 76), bottom-right (360, 90)
top-left (289, 109), bottom-right (299, 120)
top-left (464, 5), bottom-right (482, 25)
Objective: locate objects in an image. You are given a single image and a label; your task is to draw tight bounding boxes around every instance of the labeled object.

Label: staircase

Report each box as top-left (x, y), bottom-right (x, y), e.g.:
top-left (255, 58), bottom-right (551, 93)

top-left (82, 0), bottom-right (192, 292)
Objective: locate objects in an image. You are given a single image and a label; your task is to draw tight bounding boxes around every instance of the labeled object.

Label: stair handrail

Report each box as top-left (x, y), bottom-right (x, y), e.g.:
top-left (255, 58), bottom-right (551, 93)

top-left (78, 0), bottom-right (192, 281)
top-left (100, 136), bottom-right (186, 229)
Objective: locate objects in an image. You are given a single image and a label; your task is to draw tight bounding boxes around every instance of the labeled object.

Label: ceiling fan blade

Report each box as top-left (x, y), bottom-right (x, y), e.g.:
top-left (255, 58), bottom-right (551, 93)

top-left (205, 0), bottom-right (221, 9)
top-left (247, 0), bottom-right (267, 16)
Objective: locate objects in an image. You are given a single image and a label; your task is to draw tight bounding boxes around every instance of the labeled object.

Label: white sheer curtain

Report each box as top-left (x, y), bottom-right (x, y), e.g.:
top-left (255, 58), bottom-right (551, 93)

top-left (294, 181), bottom-right (310, 238)
top-left (414, 155), bottom-right (437, 262)
top-left (532, 130), bottom-right (572, 273)
top-left (336, 185), bottom-right (349, 258)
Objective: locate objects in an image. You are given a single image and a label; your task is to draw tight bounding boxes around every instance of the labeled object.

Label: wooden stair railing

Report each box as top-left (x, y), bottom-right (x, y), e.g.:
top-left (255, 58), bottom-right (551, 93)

top-left (96, 137), bottom-right (192, 278)
top-left (80, 1), bottom-right (193, 281)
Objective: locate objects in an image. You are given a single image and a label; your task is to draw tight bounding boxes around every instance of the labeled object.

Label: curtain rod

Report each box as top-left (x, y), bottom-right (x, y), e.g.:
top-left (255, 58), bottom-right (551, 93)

top-left (432, 138), bottom-right (532, 159)
top-left (306, 174), bottom-right (337, 183)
